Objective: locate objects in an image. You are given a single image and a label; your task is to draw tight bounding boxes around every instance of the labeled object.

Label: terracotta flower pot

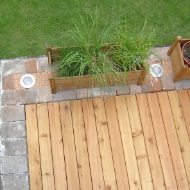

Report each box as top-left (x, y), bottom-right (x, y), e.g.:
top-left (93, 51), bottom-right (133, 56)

top-left (182, 41), bottom-right (190, 66)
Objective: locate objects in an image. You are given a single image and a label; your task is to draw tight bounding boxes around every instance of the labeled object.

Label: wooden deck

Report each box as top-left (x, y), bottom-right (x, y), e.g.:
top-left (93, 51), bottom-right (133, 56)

top-left (26, 90), bottom-right (190, 190)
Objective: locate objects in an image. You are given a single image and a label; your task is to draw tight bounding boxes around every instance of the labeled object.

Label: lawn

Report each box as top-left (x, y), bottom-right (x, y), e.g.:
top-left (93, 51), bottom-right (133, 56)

top-left (1, 0), bottom-right (190, 59)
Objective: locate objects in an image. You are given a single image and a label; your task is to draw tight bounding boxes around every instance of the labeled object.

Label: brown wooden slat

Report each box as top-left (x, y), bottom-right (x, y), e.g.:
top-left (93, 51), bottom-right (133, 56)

top-left (93, 98), bottom-right (118, 190)
top-left (37, 104), bottom-right (55, 190)
top-left (147, 93), bottom-right (178, 189)
top-left (136, 94), bottom-right (165, 190)
top-left (59, 101), bottom-right (80, 190)
top-left (158, 92), bottom-right (189, 190)
top-left (168, 91), bottom-right (190, 186)
top-left (71, 100), bottom-right (93, 190)
top-left (104, 96), bottom-right (130, 190)
top-left (115, 95), bottom-right (142, 190)
top-left (178, 90), bottom-right (190, 140)
top-left (48, 102), bottom-right (67, 190)
top-left (125, 95), bottom-right (153, 190)
top-left (82, 99), bottom-right (105, 190)
top-left (26, 105), bottom-right (42, 190)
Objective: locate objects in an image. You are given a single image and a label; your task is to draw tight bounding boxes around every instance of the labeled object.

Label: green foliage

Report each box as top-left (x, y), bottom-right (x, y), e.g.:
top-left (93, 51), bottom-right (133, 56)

top-left (55, 12), bottom-right (154, 87)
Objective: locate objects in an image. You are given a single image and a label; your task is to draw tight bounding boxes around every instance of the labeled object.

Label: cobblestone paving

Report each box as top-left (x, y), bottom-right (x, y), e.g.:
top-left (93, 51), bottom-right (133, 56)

top-left (0, 47), bottom-right (190, 189)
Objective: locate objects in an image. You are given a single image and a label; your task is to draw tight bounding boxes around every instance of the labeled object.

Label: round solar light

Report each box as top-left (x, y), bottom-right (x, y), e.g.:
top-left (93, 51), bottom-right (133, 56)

top-left (150, 64), bottom-right (164, 77)
top-left (20, 74), bottom-right (35, 88)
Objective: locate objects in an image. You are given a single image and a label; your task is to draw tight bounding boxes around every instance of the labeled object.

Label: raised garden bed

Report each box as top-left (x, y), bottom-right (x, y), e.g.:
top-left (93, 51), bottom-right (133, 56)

top-left (47, 46), bottom-right (147, 94)
top-left (167, 36), bottom-right (190, 82)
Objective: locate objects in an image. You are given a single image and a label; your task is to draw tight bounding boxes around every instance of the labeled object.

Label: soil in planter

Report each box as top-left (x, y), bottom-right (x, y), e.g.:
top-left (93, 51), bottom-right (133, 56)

top-left (183, 42), bottom-right (190, 65)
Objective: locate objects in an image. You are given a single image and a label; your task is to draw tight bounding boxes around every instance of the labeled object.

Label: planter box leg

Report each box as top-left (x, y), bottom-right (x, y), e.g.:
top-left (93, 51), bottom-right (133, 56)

top-left (137, 71), bottom-right (146, 85)
top-left (49, 78), bottom-right (56, 94)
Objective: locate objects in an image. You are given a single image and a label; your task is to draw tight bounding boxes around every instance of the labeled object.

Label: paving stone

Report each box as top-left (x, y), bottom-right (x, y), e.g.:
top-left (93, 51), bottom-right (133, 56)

top-left (52, 89), bottom-right (77, 101)
top-left (130, 84), bottom-right (142, 94)
top-left (116, 85), bottom-right (130, 95)
top-left (2, 156), bottom-right (28, 174)
top-left (2, 60), bottom-right (25, 76)
top-left (0, 121), bottom-right (26, 138)
top-left (18, 88), bottom-right (38, 104)
top-left (142, 83), bottom-right (153, 93)
top-left (77, 88), bottom-right (93, 99)
top-left (160, 46), bottom-right (170, 60)
top-left (162, 60), bottom-right (174, 76)
top-left (151, 77), bottom-right (163, 92)
top-left (1, 139), bottom-right (27, 156)
top-left (1, 174), bottom-right (29, 190)
top-left (2, 75), bottom-right (14, 90)
top-left (37, 57), bottom-right (50, 72)
top-left (91, 86), bottom-right (117, 97)
top-left (175, 79), bottom-right (190, 90)
top-left (2, 90), bottom-right (18, 105)
top-left (161, 75), bottom-right (176, 91)
top-left (149, 47), bottom-right (161, 62)
top-left (1, 105), bottom-right (25, 122)
top-left (38, 86), bottom-right (52, 102)
top-left (24, 59), bottom-right (37, 73)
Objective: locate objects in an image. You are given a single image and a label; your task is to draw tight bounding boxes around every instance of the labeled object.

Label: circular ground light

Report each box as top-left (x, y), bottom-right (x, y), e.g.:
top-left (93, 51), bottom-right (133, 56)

top-left (20, 74), bottom-right (36, 88)
top-left (150, 64), bottom-right (164, 78)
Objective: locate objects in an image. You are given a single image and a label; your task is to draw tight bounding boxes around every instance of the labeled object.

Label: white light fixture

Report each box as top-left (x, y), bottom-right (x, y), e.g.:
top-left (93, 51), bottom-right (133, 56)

top-left (20, 74), bottom-right (36, 88)
top-left (150, 64), bottom-right (164, 78)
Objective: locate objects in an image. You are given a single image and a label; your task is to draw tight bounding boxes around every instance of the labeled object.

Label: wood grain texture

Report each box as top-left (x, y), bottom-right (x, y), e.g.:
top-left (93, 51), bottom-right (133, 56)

top-left (48, 102), bottom-right (67, 190)
top-left (59, 101), bottom-right (80, 190)
top-left (37, 104), bottom-right (55, 190)
top-left (82, 99), bottom-right (105, 190)
top-left (168, 91), bottom-right (190, 186)
top-left (115, 95), bottom-right (142, 190)
top-left (26, 104), bottom-right (42, 190)
top-left (71, 100), bottom-right (93, 190)
top-left (136, 94), bottom-right (165, 190)
top-left (104, 96), bottom-right (130, 190)
top-left (158, 92), bottom-right (189, 190)
top-left (147, 93), bottom-right (178, 190)
top-left (125, 95), bottom-right (153, 190)
top-left (93, 98), bottom-right (118, 190)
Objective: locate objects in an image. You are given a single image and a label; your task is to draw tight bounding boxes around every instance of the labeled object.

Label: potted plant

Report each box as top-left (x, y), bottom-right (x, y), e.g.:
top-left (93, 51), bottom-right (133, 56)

top-left (167, 36), bottom-right (190, 82)
top-left (47, 13), bottom-right (154, 94)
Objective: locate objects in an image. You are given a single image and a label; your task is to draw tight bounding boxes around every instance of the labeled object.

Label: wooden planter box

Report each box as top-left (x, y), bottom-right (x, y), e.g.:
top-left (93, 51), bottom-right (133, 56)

top-left (167, 36), bottom-right (190, 82)
top-left (47, 46), bottom-right (147, 94)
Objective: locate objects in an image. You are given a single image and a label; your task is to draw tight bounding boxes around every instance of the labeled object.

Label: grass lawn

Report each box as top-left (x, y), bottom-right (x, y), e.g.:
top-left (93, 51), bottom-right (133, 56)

top-left (1, 0), bottom-right (190, 59)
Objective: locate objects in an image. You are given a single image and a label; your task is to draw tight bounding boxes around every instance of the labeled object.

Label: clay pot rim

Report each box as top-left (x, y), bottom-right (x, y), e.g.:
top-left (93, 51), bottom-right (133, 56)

top-left (182, 41), bottom-right (190, 66)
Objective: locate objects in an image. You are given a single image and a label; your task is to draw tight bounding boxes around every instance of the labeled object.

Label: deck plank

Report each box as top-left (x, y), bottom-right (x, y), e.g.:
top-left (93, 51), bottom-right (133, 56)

top-left (82, 99), bottom-right (105, 190)
top-left (147, 93), bottom-right (178, 190)
top-left (37, 104), bottom-right (55, 190)
top-left (26, 105), bottom-right (42, 190)
top-left (168, 91), bottom-right (190, 186)
top-left (93, 98), bottom-right (118, 190)
top-left (136, 94), bottom-right (165, 190)
top-left (158, 92), bottom-right (189, 190)
top-left (71, 100), bottom-right (93, 190)
top-left (104, 96), bottom-right (130, 190)
top-left (59, 101), bottom-right (80, 190)
top-left (125, 95), bottom-right (153, 190)
top-left (115, 95), bottom-right (142, 190)
top-left (178, 90), bottom-right (190, 140)
top-left (48, 102), bottom-right (67, 190)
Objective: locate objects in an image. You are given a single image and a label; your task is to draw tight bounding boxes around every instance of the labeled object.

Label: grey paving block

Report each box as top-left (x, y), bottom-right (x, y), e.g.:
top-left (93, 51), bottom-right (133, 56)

top-left (175, 79), bottom-right (190, 90)
top-left (1, 174), bottom-right (29, 190)
top-left (38, 86), bottom-right (52, 102)
top-left (2, 90), bottom-right (18, 105)
top-left (90, 86), bottom-right (117, 97)
top-left (1, 139), bottom-right (27, 156)
top-left (52, 89), bottom-right (77, 101)
top-left (37, 57), bottom-right (50, 72)
top-left (18, 88), bottom-right (38, 104)
top-left (130, 84), bottom-right (142, 94)
top-left (116, 85), bottom-right (130, 95)
top-left (161, 75), bottom-right (176, 91)
top-left (2, 59), bottom-right (25, 76)
top-left (1, 105), bottom-right (25, 122)
top-left (2, 156), bottom-right (28, 174)
top-left (0, 121), bottom-right (26, 138)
